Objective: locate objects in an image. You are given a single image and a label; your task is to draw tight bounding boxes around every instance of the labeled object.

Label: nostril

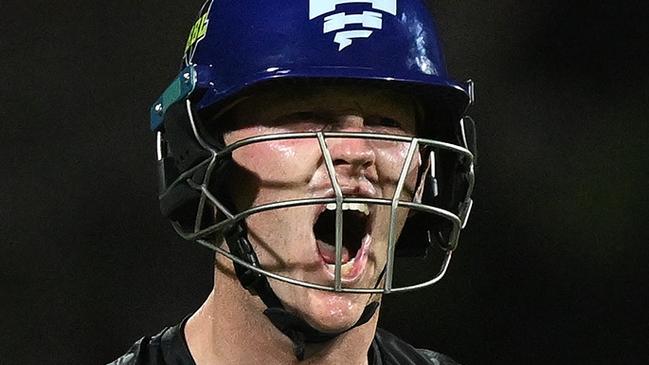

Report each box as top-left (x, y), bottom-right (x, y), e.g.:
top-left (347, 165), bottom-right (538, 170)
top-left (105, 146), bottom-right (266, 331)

top-left (332, 150), bottom-right (375, 169)
top-left (333, 157), bottom-right (373, 168)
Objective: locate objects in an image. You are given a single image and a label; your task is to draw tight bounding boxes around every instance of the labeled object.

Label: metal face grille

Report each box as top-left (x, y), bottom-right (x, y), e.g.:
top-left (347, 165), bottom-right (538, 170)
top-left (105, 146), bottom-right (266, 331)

top-left (161, 100), bottom-right (475, 294)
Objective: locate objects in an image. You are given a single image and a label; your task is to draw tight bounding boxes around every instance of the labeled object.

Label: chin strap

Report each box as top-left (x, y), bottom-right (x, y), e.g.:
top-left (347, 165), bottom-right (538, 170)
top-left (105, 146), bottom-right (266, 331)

top-left (265, 302), bottom-right (380, 360)
top-left (224, 224), bottom-right (380, 360)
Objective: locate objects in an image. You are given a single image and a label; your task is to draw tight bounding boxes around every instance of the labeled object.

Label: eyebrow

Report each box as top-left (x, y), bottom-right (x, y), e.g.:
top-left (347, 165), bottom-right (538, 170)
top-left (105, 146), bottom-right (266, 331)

top-left (270, 110), bottom-right (401, 125)
top-left (269, 111), bottom-right (337, 124)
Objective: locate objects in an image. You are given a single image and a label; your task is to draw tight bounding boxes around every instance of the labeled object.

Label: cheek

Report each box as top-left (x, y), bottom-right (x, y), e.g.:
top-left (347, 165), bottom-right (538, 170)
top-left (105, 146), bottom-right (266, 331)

top-left (374, 142), bottom-right (421, 193)
top-left (230, 138), bottom-right (321, 191)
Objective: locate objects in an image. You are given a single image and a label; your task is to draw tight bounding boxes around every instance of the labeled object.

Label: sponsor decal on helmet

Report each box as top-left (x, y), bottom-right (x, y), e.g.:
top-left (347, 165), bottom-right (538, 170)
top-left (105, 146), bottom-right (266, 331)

top-left (309, 0), bottom-right (398, 51)
top-left (184, 0), bottom-right (214, 66)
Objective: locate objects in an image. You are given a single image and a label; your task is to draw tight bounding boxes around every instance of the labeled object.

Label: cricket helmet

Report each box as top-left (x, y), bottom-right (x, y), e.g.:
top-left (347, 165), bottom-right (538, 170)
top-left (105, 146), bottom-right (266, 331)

top-left (151, 0), bottom-right (475, 297)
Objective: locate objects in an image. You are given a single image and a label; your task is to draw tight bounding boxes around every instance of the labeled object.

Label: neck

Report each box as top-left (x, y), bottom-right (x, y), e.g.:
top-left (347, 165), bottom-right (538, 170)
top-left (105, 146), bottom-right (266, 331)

top-left (185, 257), bottom-right (378, 365)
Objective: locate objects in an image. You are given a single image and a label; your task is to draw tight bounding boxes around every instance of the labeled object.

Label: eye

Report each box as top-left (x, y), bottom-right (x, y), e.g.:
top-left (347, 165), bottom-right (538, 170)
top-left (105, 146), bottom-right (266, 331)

top-left (365, 116), bottom-right (409, 132)
top-left (291, 112), bottom-right (319, 121)
top-left (269, 111), bottom-right (328, 131)
top-left (376, 117), bottom-right (401, 128)
top-left (272, 111), bottom-right (318, 123)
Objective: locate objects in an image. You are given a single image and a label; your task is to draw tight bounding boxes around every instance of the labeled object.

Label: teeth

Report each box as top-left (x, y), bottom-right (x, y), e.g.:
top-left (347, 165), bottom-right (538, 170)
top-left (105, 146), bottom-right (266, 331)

top-left (327, 257), bottom-right (356, 274)
top-left (324, 202), bottom-right (369, 216)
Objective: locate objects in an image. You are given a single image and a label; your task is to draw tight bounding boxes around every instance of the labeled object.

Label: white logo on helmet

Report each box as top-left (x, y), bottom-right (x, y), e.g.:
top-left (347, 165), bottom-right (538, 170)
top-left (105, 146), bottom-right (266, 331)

top-left (309, 0), bottom-right (398, 51)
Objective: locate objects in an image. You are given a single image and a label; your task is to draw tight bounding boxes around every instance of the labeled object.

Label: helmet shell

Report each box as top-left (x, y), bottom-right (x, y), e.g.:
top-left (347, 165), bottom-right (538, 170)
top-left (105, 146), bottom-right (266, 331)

top-left (183, 0), bottom-right (470, 117)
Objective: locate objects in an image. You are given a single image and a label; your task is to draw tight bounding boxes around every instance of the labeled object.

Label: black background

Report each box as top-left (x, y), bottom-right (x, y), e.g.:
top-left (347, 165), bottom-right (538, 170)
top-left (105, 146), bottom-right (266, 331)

top-left (1, 1), bottom-right (648, 364)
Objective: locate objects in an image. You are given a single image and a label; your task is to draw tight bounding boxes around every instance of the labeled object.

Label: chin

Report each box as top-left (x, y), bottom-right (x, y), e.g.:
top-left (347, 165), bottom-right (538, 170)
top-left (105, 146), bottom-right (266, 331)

top-left (298, 290), bottom-right (372, 333)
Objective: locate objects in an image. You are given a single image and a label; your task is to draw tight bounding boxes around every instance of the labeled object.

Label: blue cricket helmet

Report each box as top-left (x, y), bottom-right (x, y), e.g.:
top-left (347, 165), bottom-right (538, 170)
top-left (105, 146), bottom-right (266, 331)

top-left (151, 0), bottom-right (472, 131)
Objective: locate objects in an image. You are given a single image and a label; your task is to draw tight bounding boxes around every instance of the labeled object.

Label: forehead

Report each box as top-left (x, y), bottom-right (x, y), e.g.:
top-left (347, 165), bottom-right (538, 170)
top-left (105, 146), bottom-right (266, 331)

top-left (227, 84), bottom-right (418, 125)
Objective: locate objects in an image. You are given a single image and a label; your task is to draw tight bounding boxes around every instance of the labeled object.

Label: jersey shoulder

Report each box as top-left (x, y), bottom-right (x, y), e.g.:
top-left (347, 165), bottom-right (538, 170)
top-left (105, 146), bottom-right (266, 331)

top-left (373, 327), bottom-right (461, 365)
top-left (415, 348), bottom-right (462, 365)
top-left (108, 332), bottom-right (165, 365)
top-left (107, 318), bottom-right (195, 365)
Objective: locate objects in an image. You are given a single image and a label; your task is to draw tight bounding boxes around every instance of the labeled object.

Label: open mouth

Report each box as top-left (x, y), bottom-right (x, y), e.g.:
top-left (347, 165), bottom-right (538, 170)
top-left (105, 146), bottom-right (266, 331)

top-left (313, 202), bottom-right (372, 282)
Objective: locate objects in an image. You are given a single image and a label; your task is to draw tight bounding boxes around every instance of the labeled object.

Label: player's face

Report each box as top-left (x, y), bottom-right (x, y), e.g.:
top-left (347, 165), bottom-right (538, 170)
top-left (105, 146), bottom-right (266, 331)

top-left (222, 86), bottom-right (420, 332)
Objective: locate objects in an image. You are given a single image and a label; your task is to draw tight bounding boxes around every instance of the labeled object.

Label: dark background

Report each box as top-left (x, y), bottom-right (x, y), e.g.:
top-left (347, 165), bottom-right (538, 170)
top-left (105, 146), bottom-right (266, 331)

top-left (2, 1), bottom-right (648, 364)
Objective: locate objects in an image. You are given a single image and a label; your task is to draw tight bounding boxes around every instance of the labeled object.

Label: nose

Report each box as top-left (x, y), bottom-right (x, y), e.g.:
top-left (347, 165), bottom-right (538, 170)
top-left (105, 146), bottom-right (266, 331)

top-left (326, 115), bottom-right (376, 175)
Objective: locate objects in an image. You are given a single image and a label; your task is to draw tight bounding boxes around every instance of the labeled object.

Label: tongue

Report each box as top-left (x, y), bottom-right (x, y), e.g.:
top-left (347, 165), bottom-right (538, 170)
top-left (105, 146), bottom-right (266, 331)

top-left (317, 240), bottom-right (351, 264)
